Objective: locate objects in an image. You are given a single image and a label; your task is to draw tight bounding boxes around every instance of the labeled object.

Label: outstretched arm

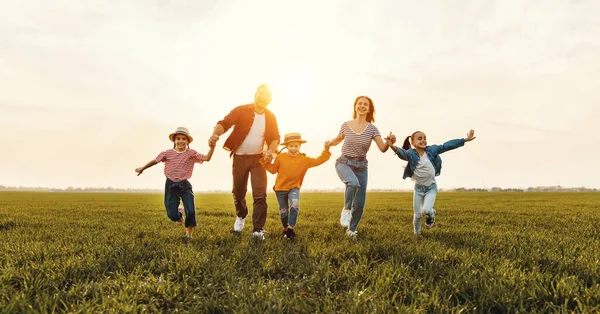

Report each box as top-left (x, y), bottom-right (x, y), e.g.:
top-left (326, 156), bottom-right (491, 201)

top-left (307, 143), bottom-right (333, 167)
top-left (374, 132), bottom-right (396, 152)
top-left (260, 155), bottom-right (280, 174)
top-left (208, 124), bottom-right (225, 147)
top-left (135, 159), bottom-right (158, 176)
top-left (200, 145), bottom-right (216, 161)
top-left (432, 129), bottom-right (476, 155)
top-left (326, 135), bottom-right (343, 148)
top-left (385, 137), bottom-right (409, 161)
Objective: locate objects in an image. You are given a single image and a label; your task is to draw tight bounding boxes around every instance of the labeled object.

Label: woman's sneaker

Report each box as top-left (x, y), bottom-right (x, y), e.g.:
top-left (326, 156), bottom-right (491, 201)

top-left (345, 229), bottom-right (358, 239)
top-left (340, 208), bottom-right (352, 227)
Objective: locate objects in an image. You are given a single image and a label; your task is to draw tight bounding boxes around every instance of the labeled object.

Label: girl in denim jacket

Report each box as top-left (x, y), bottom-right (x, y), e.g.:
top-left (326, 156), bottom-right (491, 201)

top-left (385, 129), bottom-right (476, 234)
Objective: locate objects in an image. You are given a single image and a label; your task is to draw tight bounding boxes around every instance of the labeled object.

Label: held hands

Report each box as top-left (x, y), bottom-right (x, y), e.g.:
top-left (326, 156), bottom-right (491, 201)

top-left (465, 129), bottom-right (476, 142)
top-left (384, 132), bottom-right (396, 144)
top-left (385, 137), bottom-right (394, 147)
top-left (208, 135), bottom-right (219, 147)
top-left (324, 141), bottom-right (332, 151)
top-left (262, 149), bottom-right (274, 163)
top-left (384, 132), bottom-right (396, 146)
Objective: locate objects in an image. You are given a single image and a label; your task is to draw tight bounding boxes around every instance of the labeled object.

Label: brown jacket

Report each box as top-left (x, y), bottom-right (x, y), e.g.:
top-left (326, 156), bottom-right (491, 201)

top-left (217, 104), bottom-right (280, 157)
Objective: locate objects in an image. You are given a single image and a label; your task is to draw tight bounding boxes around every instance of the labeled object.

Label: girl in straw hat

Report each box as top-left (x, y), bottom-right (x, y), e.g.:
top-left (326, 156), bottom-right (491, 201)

top-left (135, 127), bottom-right (215, 240)
top-left (260, 132), bottom-right (331, 239)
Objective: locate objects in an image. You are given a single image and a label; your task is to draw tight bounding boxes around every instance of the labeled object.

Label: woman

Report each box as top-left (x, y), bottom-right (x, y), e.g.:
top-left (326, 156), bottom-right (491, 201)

top-left (326, 96), bottom-right (395, 238)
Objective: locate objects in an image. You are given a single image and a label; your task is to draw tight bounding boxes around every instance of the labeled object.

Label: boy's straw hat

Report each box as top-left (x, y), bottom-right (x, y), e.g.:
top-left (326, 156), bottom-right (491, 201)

top-left (169, 127), bottom-right (193, 143)
top-left (280, 132), bottom-right (307, 146)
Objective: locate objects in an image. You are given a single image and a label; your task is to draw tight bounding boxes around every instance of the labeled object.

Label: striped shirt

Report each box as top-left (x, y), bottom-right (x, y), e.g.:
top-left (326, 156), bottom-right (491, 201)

top-left (338, 122), bottom-right (381, 158)
top-left (155, 148), bottom-right (205, 182)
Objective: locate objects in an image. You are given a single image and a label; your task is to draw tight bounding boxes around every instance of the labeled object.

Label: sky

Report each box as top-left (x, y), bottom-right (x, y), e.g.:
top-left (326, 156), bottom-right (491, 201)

top-left (1, 0), bottom-right (599, 191)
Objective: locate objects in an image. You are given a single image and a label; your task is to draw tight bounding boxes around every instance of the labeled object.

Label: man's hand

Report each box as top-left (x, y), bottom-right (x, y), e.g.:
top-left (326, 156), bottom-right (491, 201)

top-left (208, 135), bottom-right (219, 147)
top-left (263, 149), bottom-right (274, 162)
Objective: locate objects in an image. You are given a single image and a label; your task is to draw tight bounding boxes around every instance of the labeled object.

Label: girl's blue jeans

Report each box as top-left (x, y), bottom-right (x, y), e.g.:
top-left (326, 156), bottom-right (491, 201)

top-left (275, 188), bottom-right (300, 228)
top-left (413, 182), bottom-right (437, 234)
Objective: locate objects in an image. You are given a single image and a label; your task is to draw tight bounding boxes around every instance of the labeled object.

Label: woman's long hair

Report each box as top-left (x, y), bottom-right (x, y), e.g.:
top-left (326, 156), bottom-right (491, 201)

top-left (352, 96), bottom-right (375, 123)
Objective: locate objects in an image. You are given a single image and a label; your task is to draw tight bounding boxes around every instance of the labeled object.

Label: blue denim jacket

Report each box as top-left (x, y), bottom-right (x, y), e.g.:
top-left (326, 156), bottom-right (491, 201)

top-left (394, 138), bottom-right (465, 179)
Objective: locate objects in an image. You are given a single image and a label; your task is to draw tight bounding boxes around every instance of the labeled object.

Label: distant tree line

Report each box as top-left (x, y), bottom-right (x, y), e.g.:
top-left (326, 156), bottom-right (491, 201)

top-left (0, 185), bottom-right (598, 193)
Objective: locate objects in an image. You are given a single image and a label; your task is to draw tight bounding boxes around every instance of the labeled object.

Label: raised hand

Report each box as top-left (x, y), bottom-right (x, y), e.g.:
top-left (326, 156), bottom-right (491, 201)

top-left (385, 137), bottom-right (394, 146)
top-left (385, 132), bottom-right (396, 144)
top-left (465, 129), bottom-right (476, 142)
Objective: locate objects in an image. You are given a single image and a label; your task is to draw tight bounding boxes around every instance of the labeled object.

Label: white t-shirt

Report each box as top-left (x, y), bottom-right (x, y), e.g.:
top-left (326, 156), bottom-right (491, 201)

top-left (412, 152), bottom-right (436, 186)
top-left (235, 112), bottom-right (266, 155)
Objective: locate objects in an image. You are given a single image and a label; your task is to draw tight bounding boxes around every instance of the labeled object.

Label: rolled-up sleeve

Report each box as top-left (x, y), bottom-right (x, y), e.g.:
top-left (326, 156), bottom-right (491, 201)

top-left (217, 106), bottom-right (242, 132)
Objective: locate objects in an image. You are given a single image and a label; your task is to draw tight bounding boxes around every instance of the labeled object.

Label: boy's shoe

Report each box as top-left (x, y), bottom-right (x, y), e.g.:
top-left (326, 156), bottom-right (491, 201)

top-left (340, 208), bottom-right (352, 227)
top-left (284, 228), bottom-right (296, 240)
top-left (252, 230), bottom-right (265, 241)
top-left (345, 229), bottom-right (358, 239)
top-left (425, 209), bottom-right (436, 229)
top-left (177, 206), bottom-right (184, 225)
top-left (233, 216), bottom-right (245, 232)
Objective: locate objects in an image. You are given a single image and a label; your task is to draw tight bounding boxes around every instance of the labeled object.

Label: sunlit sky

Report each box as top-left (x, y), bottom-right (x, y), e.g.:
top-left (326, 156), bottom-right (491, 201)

top-left (1, 0), bottom-right (599, 191)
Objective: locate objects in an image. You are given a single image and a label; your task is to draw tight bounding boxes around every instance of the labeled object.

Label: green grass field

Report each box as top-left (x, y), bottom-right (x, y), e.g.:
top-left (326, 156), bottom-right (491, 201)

top-left (0, 191), bottom-right (599, 313)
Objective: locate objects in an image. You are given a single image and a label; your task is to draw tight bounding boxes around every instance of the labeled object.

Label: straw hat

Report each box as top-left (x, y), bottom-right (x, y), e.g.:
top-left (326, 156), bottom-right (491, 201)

top-left (280, 132), bottom-right (307, 146)
top-left (169, 127), bottom-right (193, 143)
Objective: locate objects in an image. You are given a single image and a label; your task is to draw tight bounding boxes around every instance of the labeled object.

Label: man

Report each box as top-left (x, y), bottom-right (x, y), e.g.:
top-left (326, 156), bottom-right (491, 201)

top-left (208, 84), bottom-right (280, 240)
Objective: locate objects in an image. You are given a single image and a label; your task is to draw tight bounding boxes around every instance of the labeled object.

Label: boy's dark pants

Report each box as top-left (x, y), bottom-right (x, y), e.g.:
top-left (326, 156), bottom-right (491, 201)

top-left (164, 179), bottom-right (196, 227)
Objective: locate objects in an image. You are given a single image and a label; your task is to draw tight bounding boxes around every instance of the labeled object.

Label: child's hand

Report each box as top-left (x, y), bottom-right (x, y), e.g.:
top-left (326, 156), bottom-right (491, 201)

top-left (385, 137), bottom-right (394, 146)
top-left (135, 167), bottom-right (144, 176)
top-left (263, 149), bottom-right (274, 163)
top-left (465, 129), bottom-right (476, 142)
top-left (384, 132), bottom-right (396, 144)
top-left (324, 141), bottom-right (331, 151)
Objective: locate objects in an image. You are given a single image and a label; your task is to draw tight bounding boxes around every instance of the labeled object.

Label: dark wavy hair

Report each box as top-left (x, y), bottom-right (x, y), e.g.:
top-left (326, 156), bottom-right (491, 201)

top-left (352, 96), bottom-right (375, 123)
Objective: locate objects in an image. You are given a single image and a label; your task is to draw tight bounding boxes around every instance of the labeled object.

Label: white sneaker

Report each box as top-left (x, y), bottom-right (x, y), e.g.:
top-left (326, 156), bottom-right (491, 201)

top-left (233, 216), bottom-right (245, 232)
top-left (345, 229), bottom-right (358, 239)
top-left (340, 208), bottom-right (352, 227)
top-left (252, 230), bottom-right (265, 240)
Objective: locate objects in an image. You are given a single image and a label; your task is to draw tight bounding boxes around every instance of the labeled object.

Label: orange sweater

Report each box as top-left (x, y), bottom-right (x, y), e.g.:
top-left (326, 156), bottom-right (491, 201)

top-left (260, 150), bottom-right (332, 191)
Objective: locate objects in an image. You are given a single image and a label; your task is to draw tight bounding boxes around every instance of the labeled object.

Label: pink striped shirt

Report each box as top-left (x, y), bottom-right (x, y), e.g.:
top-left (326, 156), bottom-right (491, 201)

top-left (155, 148), bottom-right (205, 182)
